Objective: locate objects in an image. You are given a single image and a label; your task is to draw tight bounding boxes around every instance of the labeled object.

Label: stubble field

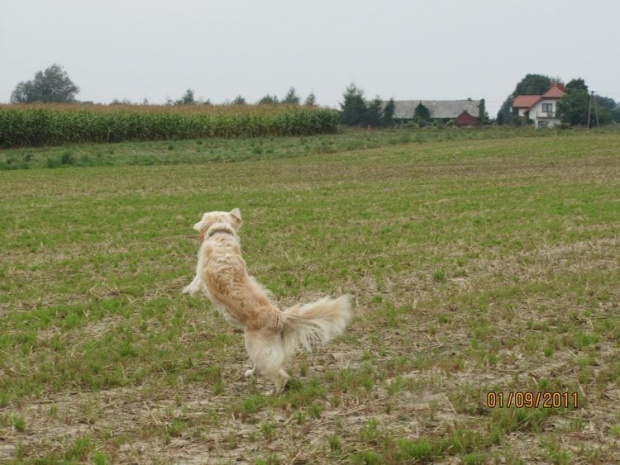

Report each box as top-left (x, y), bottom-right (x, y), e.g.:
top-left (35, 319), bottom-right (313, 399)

top-left (1, 129), bottom-right (618, 464)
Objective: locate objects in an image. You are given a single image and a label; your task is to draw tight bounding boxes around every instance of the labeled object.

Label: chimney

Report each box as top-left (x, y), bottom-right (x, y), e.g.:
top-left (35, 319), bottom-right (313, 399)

top-left (550, 81), bottom-right (565, 92)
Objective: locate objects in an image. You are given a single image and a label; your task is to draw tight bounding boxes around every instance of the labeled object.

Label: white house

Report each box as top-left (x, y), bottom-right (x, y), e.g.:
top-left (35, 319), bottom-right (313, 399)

top-left (512, 83), bottom-right (566, 128)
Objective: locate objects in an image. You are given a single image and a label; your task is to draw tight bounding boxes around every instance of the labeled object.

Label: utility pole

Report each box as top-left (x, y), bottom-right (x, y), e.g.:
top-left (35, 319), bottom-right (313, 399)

top-left (592, 91), bottom-right (600, 128)
top-left (587, 92), bottom-right (591, 128)
top-left (587, 91), bottom-right (600, 129)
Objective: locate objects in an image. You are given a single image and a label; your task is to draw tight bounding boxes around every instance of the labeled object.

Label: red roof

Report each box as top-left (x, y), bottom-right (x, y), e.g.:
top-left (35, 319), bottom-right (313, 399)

top-left (454, 110), bottom-right (480, 127)
top-left (513, 83), bottom-right (566, 111)
top-left (513, 95), bottom-right (541, 109)
top-left (542, 83), bottom-right (566, 98)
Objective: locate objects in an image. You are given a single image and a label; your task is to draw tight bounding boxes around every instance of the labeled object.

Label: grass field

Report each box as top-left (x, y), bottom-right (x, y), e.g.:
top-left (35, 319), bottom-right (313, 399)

top-left (1, 129), bottom-right (618, 464)
top-left (0, 125), bottom-right (602, 171)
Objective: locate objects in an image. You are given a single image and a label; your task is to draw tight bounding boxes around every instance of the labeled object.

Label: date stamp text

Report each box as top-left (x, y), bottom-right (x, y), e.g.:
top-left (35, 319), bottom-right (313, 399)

top-left (486, 391), bottom-right (579, 409)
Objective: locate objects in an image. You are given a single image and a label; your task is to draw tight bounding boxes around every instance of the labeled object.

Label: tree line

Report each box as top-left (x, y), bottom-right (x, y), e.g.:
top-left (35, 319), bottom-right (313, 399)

top-left (166, 87), bottom-right (317, 107)
top-left (9, 64), bottom-right (318, 108)
top-left (8, 65), bottom-right (620, 127)
top-left (339, 84), bottom-right (396, 128)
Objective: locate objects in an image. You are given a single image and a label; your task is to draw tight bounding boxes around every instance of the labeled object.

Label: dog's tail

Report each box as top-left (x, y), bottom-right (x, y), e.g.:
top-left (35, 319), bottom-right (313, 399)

top-left (281, 295), bottom-right (352, 355)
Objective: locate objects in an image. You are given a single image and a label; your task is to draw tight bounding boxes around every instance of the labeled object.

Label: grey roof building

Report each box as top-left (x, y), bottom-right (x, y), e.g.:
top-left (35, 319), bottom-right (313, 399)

top-left (387, 100), bottom-right (481, 119)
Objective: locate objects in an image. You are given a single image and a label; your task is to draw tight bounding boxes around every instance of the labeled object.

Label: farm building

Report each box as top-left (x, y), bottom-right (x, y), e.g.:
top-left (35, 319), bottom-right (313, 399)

top-left (386, 99), bottom-right (481, 122)
top-left (454, 110), bottom-right (481, 127)
top-left (512, 82), bottom-right (566, 128)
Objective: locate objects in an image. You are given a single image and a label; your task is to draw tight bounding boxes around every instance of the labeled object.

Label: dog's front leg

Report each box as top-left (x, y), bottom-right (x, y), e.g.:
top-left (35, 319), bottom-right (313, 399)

top-left (182, 274), bottom-right (203, 296)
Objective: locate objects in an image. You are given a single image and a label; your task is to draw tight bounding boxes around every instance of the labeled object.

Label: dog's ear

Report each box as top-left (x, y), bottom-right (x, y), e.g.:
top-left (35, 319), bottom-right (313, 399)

top-left (230, 208), bottom-right (243, 230)
top-left (193, 212), bottom-right (208, 231)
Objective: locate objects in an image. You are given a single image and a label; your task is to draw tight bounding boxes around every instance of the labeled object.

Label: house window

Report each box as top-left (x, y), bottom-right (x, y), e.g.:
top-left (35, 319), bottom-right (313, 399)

top-left (542, 103), bottom-right (553, 114)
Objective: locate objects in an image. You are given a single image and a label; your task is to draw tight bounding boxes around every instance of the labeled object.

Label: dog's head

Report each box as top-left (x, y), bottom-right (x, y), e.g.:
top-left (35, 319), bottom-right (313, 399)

top-left (192, 208), bottom-right (243, 234)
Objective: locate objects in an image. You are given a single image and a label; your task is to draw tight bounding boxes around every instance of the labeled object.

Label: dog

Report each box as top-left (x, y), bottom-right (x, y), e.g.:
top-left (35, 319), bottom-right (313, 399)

top-left (183, 208), bottom-right (352, 394)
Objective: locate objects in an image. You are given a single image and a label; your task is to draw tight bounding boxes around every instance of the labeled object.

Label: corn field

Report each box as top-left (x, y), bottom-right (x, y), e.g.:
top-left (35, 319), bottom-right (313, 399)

top-left (0, 104), bottom-right (340, 148)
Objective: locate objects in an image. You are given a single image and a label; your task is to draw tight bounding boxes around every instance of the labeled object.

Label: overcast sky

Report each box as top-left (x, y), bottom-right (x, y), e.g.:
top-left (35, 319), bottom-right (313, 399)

top-left (2, 0), bottom-right (619, 116)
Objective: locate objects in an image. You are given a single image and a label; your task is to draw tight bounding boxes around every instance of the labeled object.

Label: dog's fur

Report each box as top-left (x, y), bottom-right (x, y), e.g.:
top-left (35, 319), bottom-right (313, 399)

top-left (183, 208), bottom-right (352, 394)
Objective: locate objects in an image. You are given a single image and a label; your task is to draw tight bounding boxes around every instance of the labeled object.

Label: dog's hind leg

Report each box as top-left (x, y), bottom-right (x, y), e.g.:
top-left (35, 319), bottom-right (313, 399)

top-left (244, 365), bottom-right (257, 378)
top-left (244, 329), bottom-right (289, 394)
top-left (271, 368), bottom-right (290, 395)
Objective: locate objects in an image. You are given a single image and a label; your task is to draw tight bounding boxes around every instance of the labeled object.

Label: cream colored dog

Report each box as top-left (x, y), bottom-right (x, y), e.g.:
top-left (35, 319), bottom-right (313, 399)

top-left (183, 208), bottom-right (352, 394)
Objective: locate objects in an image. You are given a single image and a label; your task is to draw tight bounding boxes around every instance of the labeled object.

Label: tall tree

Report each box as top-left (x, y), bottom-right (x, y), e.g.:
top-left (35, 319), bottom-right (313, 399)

top-left (496, 100), bottom-right (512, 125)
top-left (478, 99), bottom-right (490, 124)
top-left (366, 97), bottom-right (383, 128)
top-left (175, 89), bottom-right (197, 105)
top-left (565, 78), bottom-right (588, 93)
top-left (10, 64), bottom-right (80, 103)
top-left (383, 98), bottom-right (396, 127)
top-left (258, 94), bottom-right (279, 105)
top-left (557, 87), bottom-right (589, 125)
top-left (514, 74), bottom-right (553, 96)
top-left (304, 91), bottom-right (317, 106)
top-left (414, 103), bottom-right (431, 121)
top-left (340, 83), bottom-right (367, 126)
top-left (591, 96), bottom-right (615, 125)
top-left (557, 78), bottom-right (615, 126)
top-left (593, 95), bottom-right (616, 113)
top-left (282, 87), bottom-right (301, 105)
top-left (232, 95), bottom-right (247, 105)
